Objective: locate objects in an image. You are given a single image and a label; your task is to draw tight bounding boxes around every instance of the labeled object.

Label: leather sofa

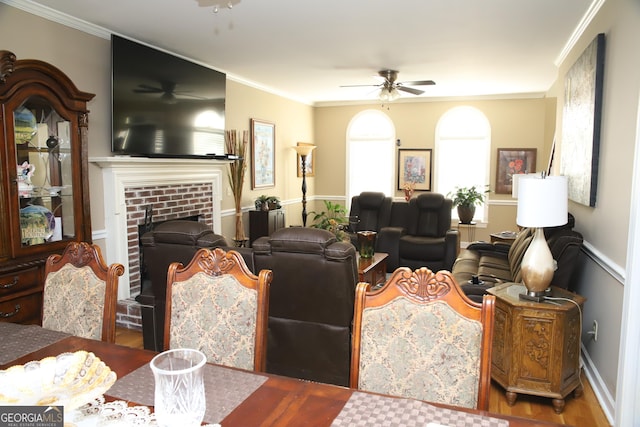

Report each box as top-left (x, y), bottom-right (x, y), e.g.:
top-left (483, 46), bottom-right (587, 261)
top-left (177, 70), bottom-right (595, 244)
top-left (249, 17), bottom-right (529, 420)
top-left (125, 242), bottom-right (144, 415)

top-left (252, 227), bottom-right (358, 387)
top-left (140, 223), bottom-right (358, 387)
top-left (452, 215), bottom-right (583, 302)
top-left (376, 193), bottom-right (459, 273)
top-left (138, 220), bottom-right (234, 351)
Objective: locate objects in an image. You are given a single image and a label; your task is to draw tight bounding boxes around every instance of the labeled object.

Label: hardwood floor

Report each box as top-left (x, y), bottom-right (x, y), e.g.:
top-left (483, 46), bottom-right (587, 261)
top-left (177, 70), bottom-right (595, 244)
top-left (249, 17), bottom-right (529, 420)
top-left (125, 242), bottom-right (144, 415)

top-left (115, 327), bottom-right (611, 426)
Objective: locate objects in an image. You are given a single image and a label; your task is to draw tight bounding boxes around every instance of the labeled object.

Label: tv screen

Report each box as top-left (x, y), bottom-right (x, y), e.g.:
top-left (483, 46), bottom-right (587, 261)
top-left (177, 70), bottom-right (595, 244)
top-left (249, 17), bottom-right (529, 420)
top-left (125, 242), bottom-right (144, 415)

top-left (111, 35), bottom-right (226, 158)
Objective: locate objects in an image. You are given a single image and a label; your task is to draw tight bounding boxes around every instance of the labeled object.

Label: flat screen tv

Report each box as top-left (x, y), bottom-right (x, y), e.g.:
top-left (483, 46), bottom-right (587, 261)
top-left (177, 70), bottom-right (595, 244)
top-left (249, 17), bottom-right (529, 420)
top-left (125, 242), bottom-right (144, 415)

top-left (111, 35), bottom-right (226, 158)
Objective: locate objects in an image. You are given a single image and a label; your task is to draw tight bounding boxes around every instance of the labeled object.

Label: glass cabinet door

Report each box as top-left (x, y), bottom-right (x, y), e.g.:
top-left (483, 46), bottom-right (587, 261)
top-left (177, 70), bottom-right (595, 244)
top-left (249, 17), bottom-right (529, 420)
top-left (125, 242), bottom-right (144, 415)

top-left (13, 95), bottom-right (75, 247)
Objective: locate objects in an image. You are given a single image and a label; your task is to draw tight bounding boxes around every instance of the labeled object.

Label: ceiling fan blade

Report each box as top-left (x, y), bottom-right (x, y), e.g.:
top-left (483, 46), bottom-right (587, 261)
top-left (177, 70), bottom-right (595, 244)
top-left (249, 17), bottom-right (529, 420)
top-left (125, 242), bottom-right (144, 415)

top-left (340, 84), bottom-right (381, 88)
top-left (134, 84), bottom-right (163, 93)
top-left (397, 86), bottom-right (425, 95)
top-left (400, 80), bottom-right (436, 86)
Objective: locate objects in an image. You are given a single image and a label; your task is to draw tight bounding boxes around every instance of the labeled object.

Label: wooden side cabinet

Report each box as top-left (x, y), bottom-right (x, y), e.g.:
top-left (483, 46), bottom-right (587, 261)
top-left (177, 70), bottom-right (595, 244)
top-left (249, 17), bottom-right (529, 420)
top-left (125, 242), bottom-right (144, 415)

top-left (249, 209), bottom-right (285, 246)
top-left (487, 283), bottom-right (586, 414)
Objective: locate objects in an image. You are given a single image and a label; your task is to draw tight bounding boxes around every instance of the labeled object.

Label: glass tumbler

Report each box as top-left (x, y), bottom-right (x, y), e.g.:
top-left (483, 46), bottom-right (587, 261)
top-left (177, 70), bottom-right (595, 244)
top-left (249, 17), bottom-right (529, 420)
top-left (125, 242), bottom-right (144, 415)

top-left (150, 348), bottom-right (207, 427)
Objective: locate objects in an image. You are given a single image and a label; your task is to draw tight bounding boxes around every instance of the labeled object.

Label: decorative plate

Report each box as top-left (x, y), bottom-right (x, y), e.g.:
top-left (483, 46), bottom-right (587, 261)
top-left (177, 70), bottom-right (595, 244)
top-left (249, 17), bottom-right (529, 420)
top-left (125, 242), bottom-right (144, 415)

top-left (0, 351), bottom-right (117, 411)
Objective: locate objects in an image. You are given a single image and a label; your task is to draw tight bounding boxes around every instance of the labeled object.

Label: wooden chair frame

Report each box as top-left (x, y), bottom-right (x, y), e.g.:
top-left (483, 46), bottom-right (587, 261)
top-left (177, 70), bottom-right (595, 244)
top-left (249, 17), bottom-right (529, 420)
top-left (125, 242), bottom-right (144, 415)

top-left (163, 247), bottom-right (272, 372)
top-left (350, 267), bottom-right (495, 411)
top-left (43, 241), bottom-right (124, 343)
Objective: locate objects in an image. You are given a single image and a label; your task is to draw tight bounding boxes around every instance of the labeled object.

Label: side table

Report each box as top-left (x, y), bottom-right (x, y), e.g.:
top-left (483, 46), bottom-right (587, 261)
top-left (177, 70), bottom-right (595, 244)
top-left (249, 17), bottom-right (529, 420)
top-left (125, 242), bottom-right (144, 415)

top-left (357, 252), bottom-right (388, 287)
top-left (490, 231), bottom-right (518, 245)
top-left (486, 283), bottom-right (586, 414)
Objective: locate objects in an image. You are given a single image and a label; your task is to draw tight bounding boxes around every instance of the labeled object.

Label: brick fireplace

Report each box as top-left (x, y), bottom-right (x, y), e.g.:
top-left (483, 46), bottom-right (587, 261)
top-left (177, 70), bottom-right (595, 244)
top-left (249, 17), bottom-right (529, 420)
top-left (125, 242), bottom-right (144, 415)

top-left (91, 157), bottom-right (227, 328)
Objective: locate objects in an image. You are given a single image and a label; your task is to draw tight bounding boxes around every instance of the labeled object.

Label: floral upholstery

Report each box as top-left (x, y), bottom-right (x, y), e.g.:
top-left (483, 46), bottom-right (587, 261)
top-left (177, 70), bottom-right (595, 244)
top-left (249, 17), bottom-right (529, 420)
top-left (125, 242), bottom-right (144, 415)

top-left (358, 298), bottom-right (482, 408)
top-left (168, 269), bottom-right (259, 370)
top-left (43, 264), bottom-right (106, 341)
top-left (350, 267), bottom-right (495, 411)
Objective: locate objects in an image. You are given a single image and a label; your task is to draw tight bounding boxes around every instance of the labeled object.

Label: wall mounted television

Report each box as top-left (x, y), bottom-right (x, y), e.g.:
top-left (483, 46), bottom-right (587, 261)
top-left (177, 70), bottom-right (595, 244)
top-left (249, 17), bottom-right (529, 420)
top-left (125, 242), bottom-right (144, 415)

top-left (111, 35), bottom-right (226, 158)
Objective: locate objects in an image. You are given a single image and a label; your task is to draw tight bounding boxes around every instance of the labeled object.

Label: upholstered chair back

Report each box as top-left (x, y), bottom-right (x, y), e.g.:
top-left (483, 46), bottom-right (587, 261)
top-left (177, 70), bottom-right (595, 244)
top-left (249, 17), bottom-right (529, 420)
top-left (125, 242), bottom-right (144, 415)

top-left (350, 267), bottom-right (495, 411)
top-left (164, 248), bottom-right (271, 371)
top-left (43, 242), bottom-right (124, 343)
top-left (253, 227), bottom-right (358, 386)
top-left (349, 192), bottom-right (392, 233)
top-left (407, 193), bottom-right (452, 237)
top-left (139, 220), bottom-right (233, 351)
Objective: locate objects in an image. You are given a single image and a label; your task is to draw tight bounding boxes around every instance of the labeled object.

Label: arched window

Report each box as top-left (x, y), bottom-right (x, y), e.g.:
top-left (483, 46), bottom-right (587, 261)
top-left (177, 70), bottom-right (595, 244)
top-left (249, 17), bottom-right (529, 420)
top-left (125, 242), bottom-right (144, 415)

top-left (346, 110), bottom-right (395, 203)
top-left (435, 106), bottom-right (491, 222)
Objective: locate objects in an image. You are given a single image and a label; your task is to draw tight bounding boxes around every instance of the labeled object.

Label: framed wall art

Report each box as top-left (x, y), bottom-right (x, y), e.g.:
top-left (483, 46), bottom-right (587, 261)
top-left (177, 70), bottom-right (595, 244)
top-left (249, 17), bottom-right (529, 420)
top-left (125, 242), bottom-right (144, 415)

top-left (251, 118), bottom-right (275, 189)
top-left (560, 33), bottom-right (605, 207)
top-left (296, 142), bottom-right (315, 177)
top-left (397, 149), bottom-right (432, 191)
top-left (496, 148), bottom-right (537, 194)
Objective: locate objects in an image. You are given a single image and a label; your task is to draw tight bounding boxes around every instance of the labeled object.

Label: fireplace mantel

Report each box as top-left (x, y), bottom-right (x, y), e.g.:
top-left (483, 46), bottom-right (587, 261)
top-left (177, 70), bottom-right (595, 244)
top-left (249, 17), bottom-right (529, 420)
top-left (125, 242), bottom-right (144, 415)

top-left (91, 156), bottom-right (228, 299)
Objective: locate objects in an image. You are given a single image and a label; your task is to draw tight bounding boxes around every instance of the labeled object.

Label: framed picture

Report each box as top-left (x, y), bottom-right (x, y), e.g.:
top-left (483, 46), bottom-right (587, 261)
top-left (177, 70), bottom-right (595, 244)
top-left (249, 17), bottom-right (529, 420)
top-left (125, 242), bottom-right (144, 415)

top-left (560, 33), bottom-right (605, 207)
top-left (496, 148), bottom-right (537, 194)
top-left (296, 142), bottom-right (315, 177)
top-left (397, 149), bottom-right (432, 191)
top-left (251, 118), bottom-right (275, 189)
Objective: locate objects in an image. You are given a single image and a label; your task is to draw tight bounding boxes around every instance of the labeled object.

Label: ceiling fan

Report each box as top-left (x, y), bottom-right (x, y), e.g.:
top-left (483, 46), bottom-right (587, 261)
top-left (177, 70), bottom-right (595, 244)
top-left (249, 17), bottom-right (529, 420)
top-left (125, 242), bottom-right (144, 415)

top-left (133, 81), bottom-right (206, 103)
top-left (342, 70), bottom-right (435, 101)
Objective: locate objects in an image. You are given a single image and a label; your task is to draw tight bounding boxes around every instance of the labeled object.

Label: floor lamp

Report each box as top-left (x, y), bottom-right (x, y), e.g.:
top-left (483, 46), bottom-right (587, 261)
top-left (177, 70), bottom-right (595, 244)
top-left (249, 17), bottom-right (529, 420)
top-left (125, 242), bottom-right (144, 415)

top-left (516, 174), bottom-right (568, 301)
top-left (293, 144), bottom-right (316, 226)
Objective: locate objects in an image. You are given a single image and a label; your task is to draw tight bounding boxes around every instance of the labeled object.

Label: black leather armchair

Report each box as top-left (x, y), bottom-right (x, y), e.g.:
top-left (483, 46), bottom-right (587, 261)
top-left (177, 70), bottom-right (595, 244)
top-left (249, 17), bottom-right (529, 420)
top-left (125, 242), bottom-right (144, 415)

top-left (252, 227), bottom-right (358, 386)
top-left (138, 220), bottom-right (232, 351)
top-left (347, 192), bottom-right (392, 248)
top-left (378, 193), bottom-right (459, 272)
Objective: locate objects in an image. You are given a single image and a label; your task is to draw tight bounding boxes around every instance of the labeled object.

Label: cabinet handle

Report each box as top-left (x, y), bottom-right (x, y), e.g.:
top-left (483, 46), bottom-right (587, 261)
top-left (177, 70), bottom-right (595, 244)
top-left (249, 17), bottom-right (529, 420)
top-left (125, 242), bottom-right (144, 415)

top-left (0, 304), bottom-right (20, 318)
top-left (0, 276), bottom-right (18, 289)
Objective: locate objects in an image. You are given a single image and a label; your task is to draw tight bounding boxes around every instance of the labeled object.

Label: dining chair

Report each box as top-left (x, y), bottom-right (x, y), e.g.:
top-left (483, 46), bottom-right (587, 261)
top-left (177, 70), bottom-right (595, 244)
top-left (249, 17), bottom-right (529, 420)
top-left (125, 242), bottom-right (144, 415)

top-left (163, 247), bottom-right (272, 372)
top-left (350, 266), bottom-right (495, 410)
top-left (42, 241), bottom-right (125, 343)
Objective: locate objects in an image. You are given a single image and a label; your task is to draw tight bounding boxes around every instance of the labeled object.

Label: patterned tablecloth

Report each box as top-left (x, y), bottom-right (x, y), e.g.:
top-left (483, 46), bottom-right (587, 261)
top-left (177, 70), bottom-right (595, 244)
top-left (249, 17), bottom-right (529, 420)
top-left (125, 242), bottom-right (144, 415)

top-left (0, 322), bottom-right (71, 365)
top-left (331, 392), bottom-right (509, 427)
top-left (108, 362), bottom-right (268, 425)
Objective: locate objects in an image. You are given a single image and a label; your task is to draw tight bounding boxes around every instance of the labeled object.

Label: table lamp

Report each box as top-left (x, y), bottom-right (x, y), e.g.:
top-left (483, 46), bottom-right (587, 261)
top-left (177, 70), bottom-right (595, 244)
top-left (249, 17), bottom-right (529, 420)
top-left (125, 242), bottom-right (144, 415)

top-left (516, 174), bottom-right (568, 301)
top-left (293, 144), bottom-right (316, 226)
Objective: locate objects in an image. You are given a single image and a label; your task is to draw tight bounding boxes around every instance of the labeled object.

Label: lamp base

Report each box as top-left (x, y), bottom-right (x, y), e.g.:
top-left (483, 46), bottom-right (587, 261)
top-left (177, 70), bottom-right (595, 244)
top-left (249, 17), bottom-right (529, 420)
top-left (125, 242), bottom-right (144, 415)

top-left (519, 288), bottom-right (552, 302)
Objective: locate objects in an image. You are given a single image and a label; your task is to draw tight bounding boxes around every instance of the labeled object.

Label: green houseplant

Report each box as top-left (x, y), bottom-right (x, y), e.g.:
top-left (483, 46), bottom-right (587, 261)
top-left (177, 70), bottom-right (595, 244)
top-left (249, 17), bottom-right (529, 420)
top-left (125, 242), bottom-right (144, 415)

top-left (448, 185), bottom-right (489, 224)
top-left (309, 200), bottom-right (349, 242)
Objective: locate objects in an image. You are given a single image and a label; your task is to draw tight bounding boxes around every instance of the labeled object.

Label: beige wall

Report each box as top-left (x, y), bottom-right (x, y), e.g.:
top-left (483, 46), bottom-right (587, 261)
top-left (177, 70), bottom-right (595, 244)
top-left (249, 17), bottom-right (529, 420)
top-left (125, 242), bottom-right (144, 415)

top-left (545, 0), bottom-right (640, 414)
top-left (313, 97), bottom-right (556, 241)
top-left (0, 4), bottom-right (314, 242)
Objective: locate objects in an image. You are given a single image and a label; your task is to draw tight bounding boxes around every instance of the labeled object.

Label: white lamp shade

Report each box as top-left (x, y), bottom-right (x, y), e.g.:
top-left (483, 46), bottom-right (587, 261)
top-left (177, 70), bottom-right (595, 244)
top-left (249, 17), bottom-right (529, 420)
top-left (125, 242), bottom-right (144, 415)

top-left (293, 144), bottom-right (316, 157)
top-left (511, 173), bottom-right (538, 199)
top-left (516, 175), bottom-right (568, 228)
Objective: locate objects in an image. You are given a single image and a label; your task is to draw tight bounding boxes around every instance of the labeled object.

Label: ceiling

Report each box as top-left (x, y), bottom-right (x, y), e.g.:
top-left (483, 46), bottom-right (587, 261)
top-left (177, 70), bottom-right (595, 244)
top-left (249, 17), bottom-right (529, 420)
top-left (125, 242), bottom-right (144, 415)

top-left (9, 0), bottom-right (597, 105)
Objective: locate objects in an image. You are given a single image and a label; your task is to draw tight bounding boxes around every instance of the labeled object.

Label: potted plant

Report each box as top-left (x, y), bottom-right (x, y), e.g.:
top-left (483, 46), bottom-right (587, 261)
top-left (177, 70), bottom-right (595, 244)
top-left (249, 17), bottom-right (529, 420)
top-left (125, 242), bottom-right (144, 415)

top-left (448, 185), bottom-right (489, 224)
top-left (309, 200), bottom-right (349, 241)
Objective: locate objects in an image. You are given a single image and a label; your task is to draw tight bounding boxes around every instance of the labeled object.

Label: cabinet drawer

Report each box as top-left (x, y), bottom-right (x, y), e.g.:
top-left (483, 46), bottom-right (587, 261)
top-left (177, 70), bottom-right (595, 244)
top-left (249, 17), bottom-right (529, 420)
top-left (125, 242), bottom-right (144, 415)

top-left (0, 292), bottom-right (42, 324)
top-left (0, 268), bottom-right (41, 298)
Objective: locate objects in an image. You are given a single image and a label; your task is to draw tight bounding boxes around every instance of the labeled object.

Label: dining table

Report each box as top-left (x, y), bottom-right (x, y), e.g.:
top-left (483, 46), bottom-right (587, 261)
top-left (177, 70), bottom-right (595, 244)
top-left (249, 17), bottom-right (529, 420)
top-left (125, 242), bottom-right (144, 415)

top-left (0, 322), bottom-right (569, 427)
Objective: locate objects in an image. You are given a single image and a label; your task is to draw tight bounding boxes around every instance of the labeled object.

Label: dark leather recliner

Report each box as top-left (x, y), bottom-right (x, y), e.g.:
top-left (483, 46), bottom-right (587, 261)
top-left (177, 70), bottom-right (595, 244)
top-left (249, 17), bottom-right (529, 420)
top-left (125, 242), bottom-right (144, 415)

top-left (378, 193), bottom-right (459, 272)
top-left (453, 214), bottom-right (584, 302)
top-left (138, 220), bottom-right (232, 351)
top-left (347, 192), bottom-right (392, 248)
top-left (252, 227), bottom-right (358, 387)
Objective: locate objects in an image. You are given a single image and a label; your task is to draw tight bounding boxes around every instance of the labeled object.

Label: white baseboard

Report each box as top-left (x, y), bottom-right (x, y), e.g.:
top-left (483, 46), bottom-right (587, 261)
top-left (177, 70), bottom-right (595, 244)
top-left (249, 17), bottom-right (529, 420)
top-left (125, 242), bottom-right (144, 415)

top-left (582, 345), bottom-right (615, 425)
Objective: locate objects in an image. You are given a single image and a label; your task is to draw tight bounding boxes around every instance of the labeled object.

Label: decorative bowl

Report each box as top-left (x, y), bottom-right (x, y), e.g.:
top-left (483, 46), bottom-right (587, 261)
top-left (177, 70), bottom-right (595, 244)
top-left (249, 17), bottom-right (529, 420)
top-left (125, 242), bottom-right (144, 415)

top-left (0, 351), bottom-right (117, 411)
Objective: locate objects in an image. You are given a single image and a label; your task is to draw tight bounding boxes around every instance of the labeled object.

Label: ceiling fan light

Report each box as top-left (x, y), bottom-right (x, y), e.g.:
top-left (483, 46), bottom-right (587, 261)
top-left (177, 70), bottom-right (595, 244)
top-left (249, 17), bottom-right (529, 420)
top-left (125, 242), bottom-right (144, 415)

top-left (378, 87), bottom-right (400, 102)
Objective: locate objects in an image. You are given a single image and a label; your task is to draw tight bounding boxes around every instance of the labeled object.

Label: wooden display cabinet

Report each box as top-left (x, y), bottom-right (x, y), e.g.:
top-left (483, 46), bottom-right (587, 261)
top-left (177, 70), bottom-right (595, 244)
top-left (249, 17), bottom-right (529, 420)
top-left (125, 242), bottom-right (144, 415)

top-left (486, 283), bottom-right (586, 414)
top-left (0, 51), bottom-right (94, 323)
